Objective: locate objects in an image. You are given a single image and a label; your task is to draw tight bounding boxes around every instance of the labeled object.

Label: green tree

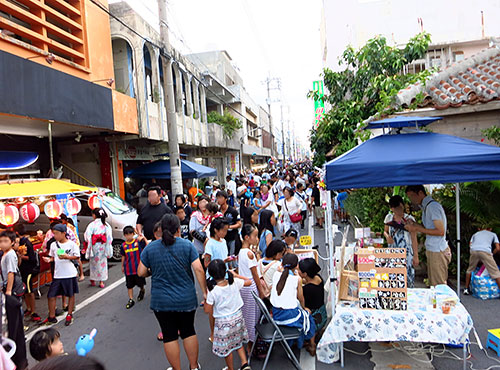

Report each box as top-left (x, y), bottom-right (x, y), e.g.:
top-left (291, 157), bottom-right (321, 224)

top-left (207, 110), bottom-right (242, 139)
top-left (482, 126), bottom-right (500, 145)
top-left (310, 33), bottom-right (432, 167)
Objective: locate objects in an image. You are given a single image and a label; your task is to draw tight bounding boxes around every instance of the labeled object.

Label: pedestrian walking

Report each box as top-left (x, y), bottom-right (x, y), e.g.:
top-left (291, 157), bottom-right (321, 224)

top-left (84, 208), bottom-right (113, 288)
top-left (311, 179), bottom-right (324, 229)
top-left (174, 194), bottom-right (192, 220)
top-left (405, 185), bottom-right (451, 286)
top-left (43, 224), bottom-right (80, 327)
top-left (295, 183), bottom-right (308, 230)
top-left (216, 191), bottom-right (241, 266)
top-left (205, 259), bottom-right (251, 370)
top-left (278, 187), bottom-right (303, 234)
top-left (121, 226), bottom-right (147, 309)
top-left (258, 210), bottom-right (276, 257)
top-left (0, 230), bottom-right (28, 369)
top-left (189, 195), bottom-right (211, 262)
top-left (136, 186), bottom-right (173, 240)
top-left (237, 224), bottom-right (264, 352)
top-left (138, 214), bottom-right (207, 370)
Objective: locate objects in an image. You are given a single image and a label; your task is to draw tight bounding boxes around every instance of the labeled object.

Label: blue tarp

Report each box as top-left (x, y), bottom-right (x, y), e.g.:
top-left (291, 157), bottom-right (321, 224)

top-left (126, 159), bottom-right (217, 179)
top-left (325, 132), bottom-right (500, 190)
top-left (364, 116), bottom-right (442, 130)
top-left (0, 151), bottom-right (38, 170)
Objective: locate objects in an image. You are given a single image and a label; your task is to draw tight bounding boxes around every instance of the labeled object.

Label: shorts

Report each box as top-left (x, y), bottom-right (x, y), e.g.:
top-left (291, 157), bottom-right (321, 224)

top-left (47, 277), bottom-right (79, 298)
top-left (426, 247), bottom-right (452, 286)
top-left (21, 272), bottom-right (38, 294)
top-left (314, 206), bottom-right (325, 219)
top-left (125, 274), bottom-right (146, 289)
top-left (467, 251), bottom-right (500, 279)
top-left (154, 310), bottom-right (196, 343)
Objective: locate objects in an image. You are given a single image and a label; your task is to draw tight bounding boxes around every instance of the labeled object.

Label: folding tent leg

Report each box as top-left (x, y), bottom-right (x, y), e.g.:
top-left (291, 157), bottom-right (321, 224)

top-left (340, 342), bottom-right (344, 368)
top-left (456, 183), bottom-right (461, 296)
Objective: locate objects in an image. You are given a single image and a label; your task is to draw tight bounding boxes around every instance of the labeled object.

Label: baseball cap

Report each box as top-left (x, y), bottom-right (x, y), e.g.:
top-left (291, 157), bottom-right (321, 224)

top-left (53, 224), bottom-right (67, 233)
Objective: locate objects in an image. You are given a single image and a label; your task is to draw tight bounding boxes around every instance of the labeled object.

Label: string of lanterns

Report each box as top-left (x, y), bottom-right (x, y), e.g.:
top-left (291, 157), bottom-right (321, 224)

top-left (0, 194), bottom-right (102, 227)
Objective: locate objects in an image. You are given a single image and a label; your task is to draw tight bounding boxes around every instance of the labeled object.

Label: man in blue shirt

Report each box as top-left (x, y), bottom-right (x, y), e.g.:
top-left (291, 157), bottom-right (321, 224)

top-left (405, 185), bottom-right (451, 286)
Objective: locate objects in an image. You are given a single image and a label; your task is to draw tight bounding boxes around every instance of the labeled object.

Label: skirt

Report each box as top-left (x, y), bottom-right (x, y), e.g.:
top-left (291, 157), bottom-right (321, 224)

top-left (213, 310), bottom-right (249, 357)
top-left (239, 282), bottom-right (260, 342)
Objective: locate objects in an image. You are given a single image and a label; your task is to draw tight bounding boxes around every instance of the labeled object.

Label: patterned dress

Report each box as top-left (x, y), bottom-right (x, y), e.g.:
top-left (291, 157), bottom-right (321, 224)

top-left (84, 220), bottom-right (113, 282)
top-left (384, 213), bottom-right (415, 288)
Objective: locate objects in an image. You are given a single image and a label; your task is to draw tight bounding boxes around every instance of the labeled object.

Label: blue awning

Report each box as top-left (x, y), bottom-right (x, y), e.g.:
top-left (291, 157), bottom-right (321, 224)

top-left (365, 116), bottom-right (442, 130)
top-left (0, 151), bottom-right (39, 170)
top-left (126, 159), bottom-right (217, 179)
top-left (325, 132), bottom-right (500, 190)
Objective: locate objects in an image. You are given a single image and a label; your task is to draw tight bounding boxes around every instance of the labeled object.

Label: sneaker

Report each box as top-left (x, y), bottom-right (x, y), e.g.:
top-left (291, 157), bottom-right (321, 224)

top-left (239, 364), bottom-right (251, 370)
top-left (31, 313), bottom-right (41, 322)
top-left (462, 288), bottom-right (470, 295)
top-left (24, 310), bottom-right (32, 317)
top-left (43, 317), bottom-right (57, 325)
top-left (126, 299), bottom-right (135, 309)
top-left (191, 363), bottom-right (201, 370)
top-left (137, 288), bottom-right (145, 301)
top-left (65, 314), bottom-right (73, 326)
top-left (63, 305), bottom-right (69, 312)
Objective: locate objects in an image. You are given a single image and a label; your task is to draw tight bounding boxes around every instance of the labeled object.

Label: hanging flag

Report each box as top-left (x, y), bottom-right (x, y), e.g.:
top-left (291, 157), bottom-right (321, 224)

top-left (313, 80), bottom-right (325, 129)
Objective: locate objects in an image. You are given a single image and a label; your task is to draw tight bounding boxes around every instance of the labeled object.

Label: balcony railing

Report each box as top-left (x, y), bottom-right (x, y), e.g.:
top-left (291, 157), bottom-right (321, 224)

top-left (0, 0), bottom-right (86, 67)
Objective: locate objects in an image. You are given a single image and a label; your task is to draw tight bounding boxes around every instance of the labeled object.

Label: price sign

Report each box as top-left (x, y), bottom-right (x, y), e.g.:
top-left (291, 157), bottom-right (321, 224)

top-left (299, 235), bottom-right (312, 246)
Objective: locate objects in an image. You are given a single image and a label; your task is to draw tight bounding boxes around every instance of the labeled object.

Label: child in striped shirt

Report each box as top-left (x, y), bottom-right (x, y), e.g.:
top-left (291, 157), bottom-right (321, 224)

top-left (121, 226), bottom-right (147, 309)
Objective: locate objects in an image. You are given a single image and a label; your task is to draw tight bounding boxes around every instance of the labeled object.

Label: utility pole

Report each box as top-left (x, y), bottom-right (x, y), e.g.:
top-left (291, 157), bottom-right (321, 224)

top-left (280, 103), bottom-right (285, 168)
top-left (158, 0), bottom-right (183, 196)
top-left (264, 76), bottom-right (280, 159)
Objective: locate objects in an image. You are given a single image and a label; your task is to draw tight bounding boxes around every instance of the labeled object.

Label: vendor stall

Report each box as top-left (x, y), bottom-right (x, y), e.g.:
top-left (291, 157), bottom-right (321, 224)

top-left (319, 118), bottom-right (500, 367)
top-left (0, 179), bottom-right (97, 288)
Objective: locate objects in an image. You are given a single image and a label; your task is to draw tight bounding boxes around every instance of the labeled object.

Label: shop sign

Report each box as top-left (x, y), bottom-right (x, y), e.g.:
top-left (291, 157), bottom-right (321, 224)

top-left (118, 145), bottom-right (153, 160)
top-left (226, 151), bottom-right (240, 174)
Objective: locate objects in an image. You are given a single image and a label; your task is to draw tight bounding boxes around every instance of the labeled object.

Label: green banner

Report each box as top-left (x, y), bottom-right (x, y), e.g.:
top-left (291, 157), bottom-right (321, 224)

top-left (313, 80), bottom-right (325, 128)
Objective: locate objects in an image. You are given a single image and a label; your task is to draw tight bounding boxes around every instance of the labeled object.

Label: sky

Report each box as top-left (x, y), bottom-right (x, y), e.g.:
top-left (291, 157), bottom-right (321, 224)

top-left (109, 0), bottom-right (323, 149)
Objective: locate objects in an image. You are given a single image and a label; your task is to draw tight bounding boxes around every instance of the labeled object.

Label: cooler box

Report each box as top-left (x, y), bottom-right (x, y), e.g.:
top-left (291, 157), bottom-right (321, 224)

top-left (471, 268), bottom-right (500, 300)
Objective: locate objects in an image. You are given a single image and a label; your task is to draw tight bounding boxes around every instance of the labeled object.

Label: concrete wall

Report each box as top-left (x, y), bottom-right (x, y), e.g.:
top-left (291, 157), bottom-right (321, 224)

top-left (428, 110), bottom-right (500, 145)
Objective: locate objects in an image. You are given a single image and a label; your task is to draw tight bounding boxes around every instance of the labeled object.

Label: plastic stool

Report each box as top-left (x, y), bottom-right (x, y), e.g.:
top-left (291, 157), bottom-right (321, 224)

top-left (487, 329), bottom-right (500, 357)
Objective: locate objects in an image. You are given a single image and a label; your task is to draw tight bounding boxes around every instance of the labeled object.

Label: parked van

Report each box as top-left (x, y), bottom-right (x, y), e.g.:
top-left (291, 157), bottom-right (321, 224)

top-left (24, 189), bottom-right (137, 261)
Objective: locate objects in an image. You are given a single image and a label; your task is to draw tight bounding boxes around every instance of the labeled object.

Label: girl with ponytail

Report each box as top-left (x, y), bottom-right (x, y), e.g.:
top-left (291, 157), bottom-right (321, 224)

top-left (270, 253), bottom-right (317, 354)
top-left (237, 224), bottom-right (264, 352)
top-left (84, 207), bottom-right (113, 288)
top-left (204, 259), bottom-right (252, 370)
top-left (137, 214), bottom-right (207, 370)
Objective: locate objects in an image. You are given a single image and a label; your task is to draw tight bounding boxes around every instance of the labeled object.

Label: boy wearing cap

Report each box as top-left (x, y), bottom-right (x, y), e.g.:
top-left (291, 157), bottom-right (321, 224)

top-left (43, 224), bottom-right (80, 326)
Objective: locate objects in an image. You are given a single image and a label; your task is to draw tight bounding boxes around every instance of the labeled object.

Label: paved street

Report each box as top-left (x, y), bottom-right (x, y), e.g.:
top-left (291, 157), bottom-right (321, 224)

top-left (24, 221), bottom-right (500, 370)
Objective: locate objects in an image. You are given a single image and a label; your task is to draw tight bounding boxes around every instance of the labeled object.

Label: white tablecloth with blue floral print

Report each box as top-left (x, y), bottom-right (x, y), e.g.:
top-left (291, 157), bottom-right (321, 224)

top-left (317, 289), bottom-right (474, 364)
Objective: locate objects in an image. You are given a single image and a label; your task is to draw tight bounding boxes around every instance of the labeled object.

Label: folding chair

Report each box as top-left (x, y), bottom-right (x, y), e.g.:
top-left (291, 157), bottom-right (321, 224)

top-left (249, 291), bottom-right (303, 370)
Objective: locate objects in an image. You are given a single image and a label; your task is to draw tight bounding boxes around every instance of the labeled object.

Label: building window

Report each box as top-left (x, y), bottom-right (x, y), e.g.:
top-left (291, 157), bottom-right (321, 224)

top-left (0, 0), bottom-right (86, 67)
top-left (453, 51), bottom-right (464, 62)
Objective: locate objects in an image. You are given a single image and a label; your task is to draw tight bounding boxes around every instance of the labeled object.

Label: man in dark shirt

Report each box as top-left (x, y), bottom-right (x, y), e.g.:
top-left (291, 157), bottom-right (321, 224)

top-left (216, 190), bottom-right (241, 259)
top-left (310, 179), bottom-right (324, 229)
top-left (136, 186), bottom-right (173, 240)
top-left (15, 225), bottom-right (41, 322)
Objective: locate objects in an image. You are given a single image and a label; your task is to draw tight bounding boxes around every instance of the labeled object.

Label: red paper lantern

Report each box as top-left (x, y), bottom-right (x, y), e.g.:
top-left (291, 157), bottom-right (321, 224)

top-left (44, 200), bottom-right (62, 218)
top-left (0, 204), bottom-right (19, 226)
top-left (88, 194), bottom-right (101, 210)
top-left (66, 197), bottom-right (82, 215)
top-left (20, 202), bottom-right (40, 223)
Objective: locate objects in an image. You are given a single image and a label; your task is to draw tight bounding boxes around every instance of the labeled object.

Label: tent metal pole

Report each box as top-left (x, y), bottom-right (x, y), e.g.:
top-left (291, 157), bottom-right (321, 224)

top-left (456, 183), bottom-right (461, 296)
top-left (326, 191), bottom-right (336, 316)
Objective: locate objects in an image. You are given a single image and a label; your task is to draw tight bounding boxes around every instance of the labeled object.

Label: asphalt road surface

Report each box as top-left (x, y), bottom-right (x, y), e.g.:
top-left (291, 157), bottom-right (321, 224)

top-left (24, 217), bottom-right (500, 370)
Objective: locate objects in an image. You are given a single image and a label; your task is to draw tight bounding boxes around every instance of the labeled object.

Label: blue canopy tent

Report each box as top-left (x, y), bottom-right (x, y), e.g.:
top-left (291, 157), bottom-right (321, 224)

top-left (126, 159), bottom-right (217, 179)
top-left (324, 129), bottom-right (500, 298)
top-left (363, 115), bottom-right (442, 130)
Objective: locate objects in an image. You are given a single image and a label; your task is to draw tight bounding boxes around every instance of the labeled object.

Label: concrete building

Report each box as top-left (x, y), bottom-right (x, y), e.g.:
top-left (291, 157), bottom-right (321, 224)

top-left (187, 51), bottom-right (273, 174)
top-left (320, 0), bottom-right (500, 70)
top-left (0, 0), bottom-right (138, 197)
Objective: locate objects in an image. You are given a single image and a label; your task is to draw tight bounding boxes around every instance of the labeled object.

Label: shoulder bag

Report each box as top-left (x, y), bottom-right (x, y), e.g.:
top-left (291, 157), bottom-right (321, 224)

top-left (285, 200), bottom-right (303, 223)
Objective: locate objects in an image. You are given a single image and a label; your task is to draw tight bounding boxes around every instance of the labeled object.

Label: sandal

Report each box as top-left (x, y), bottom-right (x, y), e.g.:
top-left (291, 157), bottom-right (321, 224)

top-left (126, 299), bottom-right (135, 309)
top-left (99, 282), bottom-right (105, 288)
top-left (157, 332), bottom-right (163, 341)
top-left (90, 280), bottom-right (95, 287)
